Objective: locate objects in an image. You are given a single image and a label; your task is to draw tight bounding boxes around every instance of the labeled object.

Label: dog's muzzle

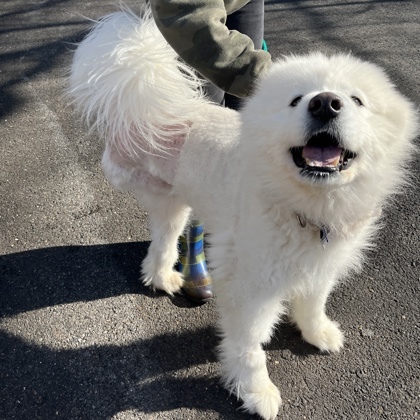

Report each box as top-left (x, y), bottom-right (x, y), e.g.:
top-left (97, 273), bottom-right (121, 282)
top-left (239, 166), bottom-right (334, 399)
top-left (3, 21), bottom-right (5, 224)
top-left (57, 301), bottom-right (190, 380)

top-left (290, 92), bottom-right (357, 179)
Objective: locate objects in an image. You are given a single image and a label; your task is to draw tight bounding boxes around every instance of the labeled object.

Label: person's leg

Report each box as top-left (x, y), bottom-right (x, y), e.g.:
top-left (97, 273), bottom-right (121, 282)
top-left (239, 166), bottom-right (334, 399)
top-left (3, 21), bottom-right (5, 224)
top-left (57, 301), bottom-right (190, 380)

top-left (178, 78), bottom-right (217, 303)
top-left (203, 0), bottom-right (265, 109)
top-left (225, 0), bottom-right (265, 110)
top-left (178, 1), bottom-right (265, 303)
top-left (203, 79), bottom-right (225, 106)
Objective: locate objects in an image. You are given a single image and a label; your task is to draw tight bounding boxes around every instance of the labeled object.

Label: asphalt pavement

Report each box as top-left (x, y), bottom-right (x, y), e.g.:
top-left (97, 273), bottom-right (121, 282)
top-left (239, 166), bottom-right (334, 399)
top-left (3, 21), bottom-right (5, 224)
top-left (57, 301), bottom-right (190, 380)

top-left (0, 1), bottom-right (419, 419)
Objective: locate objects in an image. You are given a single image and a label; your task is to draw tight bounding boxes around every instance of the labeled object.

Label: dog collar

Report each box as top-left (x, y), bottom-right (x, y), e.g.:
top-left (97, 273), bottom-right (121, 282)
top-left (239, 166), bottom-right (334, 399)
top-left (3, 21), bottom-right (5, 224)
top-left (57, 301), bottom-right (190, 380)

top-left (296, 207), bottom-right (382, 248)
top-left (296, 213), bottom-right (330, 247)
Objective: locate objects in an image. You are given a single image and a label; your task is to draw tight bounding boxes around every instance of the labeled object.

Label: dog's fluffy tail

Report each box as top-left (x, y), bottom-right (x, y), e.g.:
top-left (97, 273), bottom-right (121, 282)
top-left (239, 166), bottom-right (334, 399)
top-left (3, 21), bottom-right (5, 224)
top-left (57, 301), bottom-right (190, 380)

top-left (69, 7), bottom-right (207, 157)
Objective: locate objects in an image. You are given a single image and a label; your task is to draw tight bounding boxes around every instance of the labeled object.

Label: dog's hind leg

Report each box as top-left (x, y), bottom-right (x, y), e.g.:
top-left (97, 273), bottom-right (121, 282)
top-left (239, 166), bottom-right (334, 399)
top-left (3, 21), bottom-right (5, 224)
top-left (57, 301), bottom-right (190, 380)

top-left (289, 282), bottom-right (344, 353)
top-left (139, 192), bottom-right (191, 295)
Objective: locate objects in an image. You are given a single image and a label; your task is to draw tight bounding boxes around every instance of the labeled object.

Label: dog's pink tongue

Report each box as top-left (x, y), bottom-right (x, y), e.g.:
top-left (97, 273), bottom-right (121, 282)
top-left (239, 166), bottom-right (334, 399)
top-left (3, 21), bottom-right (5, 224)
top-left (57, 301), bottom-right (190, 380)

top-left (302, 146), bottom-right (342, 167)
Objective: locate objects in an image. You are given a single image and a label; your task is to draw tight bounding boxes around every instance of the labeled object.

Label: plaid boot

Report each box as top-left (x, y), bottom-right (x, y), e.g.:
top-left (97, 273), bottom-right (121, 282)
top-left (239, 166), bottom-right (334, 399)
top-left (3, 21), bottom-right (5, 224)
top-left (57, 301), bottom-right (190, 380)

top-left (177, 220), bottom-right (214, 303)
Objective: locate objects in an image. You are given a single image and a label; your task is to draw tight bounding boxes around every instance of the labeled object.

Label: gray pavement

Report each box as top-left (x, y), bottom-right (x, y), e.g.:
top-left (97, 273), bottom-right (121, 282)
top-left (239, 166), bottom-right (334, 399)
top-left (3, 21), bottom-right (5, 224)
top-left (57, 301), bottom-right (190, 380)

top-left (0, 1), bottom-right (419, 419)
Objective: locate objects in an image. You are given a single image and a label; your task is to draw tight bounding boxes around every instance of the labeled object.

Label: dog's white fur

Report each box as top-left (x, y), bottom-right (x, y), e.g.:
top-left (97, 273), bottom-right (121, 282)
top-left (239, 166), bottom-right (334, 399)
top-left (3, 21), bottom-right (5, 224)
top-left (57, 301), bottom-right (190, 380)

top-left (69, 9), bottom-right (418, 419)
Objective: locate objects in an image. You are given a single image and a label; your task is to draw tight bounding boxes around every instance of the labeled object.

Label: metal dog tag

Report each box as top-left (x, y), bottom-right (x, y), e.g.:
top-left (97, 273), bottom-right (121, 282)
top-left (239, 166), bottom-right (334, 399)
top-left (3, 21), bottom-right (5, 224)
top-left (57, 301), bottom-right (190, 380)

top-left (320, 225), bottom-right (330, 248)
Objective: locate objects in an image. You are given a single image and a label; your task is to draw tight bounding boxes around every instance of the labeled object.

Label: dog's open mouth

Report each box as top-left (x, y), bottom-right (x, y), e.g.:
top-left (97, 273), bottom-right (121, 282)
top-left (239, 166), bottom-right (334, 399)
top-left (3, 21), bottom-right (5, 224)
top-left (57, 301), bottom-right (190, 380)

top-left (290, 132), bottom-right (357, 178)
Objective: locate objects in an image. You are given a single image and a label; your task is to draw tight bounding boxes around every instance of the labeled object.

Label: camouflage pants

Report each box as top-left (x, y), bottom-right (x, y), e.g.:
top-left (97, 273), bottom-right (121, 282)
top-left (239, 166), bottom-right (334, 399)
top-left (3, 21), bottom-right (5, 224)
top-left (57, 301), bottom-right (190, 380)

top-left (204, 0), bottom-right (265, 110)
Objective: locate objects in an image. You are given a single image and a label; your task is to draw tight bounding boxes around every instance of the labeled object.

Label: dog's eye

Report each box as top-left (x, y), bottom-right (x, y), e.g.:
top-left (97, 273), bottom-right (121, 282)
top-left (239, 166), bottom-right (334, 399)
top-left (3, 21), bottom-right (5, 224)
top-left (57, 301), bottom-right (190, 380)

top-left (290, 96), bottom-right (303, 107)
top-left (351, 96), bottom-right (363, 106)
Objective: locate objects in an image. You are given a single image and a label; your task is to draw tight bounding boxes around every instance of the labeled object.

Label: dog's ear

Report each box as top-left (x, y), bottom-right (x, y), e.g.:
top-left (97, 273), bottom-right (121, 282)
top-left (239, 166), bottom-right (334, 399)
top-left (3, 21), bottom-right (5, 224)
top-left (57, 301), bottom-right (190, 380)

top-left (376, 80), bottom-right (418, 161)
top-left (357, 59), bottom-right (418, 147)
top-left (387, 90), bottom-right (419, 148)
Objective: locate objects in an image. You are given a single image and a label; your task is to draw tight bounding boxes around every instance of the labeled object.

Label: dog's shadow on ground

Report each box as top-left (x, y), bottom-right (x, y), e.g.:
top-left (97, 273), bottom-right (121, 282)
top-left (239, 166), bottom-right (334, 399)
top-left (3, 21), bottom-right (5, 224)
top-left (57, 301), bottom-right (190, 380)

top-left (0, 242), bottom-right (152, 317)
top-left (0, 243), bottom-right (316, 419)
top-left (0, 243), bottom-right (242, 418)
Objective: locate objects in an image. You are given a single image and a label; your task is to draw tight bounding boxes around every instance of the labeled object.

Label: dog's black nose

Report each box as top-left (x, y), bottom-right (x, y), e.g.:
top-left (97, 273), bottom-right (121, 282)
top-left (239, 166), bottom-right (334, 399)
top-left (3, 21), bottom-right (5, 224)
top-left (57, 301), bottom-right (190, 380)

top-left (308, 92), bottom-right (343, 122)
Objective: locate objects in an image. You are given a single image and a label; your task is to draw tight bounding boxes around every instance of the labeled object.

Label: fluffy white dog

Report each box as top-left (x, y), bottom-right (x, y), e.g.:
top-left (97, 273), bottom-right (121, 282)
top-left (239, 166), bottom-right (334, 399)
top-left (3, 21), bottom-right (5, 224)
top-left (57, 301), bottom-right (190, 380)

top-left (69, 9), bottom-right (418, 419)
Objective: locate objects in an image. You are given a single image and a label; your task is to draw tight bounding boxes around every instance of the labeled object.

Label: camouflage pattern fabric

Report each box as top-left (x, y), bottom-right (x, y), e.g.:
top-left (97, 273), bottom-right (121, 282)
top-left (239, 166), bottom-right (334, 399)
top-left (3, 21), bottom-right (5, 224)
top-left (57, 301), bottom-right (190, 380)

top-left (150, 0), bottom-right (271, 98)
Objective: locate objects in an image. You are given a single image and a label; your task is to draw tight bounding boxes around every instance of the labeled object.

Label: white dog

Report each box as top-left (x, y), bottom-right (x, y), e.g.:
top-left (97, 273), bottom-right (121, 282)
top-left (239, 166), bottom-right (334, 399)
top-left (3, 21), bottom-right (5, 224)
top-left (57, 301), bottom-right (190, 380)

top-left (69, 9), bottom-right (418, 419)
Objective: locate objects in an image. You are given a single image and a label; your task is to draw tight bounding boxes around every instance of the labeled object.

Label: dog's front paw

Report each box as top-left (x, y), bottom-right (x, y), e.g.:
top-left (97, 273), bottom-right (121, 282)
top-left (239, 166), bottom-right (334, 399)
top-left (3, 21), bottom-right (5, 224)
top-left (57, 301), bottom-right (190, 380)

top-left (221, 344), bottom-right (282, 420)
top-left (301, 318), bottom-right (344, 353)
top-left (142, 270), bottom-right (184, 296)
top-left (241, 380), bottom-right (282, 420)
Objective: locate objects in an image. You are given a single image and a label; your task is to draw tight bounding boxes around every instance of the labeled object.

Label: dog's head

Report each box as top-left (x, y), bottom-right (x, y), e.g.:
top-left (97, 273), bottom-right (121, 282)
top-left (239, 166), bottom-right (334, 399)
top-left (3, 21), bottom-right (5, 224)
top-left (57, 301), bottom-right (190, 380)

top-left (240, 53), bottom-right (418, 216)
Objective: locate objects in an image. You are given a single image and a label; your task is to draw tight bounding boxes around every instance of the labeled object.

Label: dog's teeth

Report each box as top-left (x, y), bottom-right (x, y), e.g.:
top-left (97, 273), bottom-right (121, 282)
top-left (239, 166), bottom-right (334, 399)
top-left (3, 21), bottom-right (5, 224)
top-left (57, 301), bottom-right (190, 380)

top-left (330, 156), bottom-right (341, 167)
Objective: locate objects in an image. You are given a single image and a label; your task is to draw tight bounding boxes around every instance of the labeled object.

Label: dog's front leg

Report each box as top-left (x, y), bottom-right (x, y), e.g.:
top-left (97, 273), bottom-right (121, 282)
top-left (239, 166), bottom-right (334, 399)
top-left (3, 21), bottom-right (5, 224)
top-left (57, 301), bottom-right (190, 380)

top-left (216, 286), bottom-right (284, 420)
top-left (289, 279), bottom-right (344, 353)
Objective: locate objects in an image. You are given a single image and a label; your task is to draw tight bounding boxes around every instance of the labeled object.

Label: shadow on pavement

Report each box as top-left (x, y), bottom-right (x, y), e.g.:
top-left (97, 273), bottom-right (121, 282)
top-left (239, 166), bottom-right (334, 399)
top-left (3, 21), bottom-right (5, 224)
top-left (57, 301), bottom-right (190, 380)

top-left (0, 242), bottom-right (316, 419)
top-left (0, 0), bottom-right (92, 118)
top-left (0, 242), bottom-right (151, 317)
top-left (1, 327), bottom-right (237, 420)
